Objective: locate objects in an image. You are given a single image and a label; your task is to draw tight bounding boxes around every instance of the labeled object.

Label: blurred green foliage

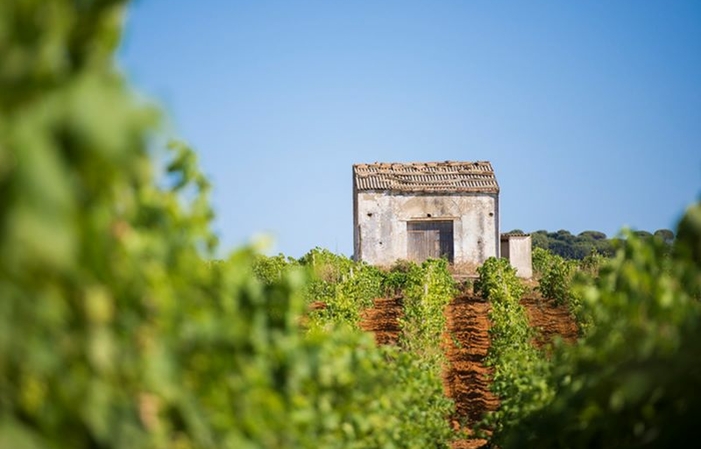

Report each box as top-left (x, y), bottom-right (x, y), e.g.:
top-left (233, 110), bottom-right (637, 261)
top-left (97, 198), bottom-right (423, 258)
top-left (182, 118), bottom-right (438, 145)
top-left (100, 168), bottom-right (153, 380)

top-left (5, 1), bottom-right (701, 447)
top-left (499, 201), bottom-right (701, 448)
top-left (251, 252), bottom-right (457, 445)
top-left (0, 2), bottom-right (455, 447)
top-left (252, 253), bottom-right (299, 285)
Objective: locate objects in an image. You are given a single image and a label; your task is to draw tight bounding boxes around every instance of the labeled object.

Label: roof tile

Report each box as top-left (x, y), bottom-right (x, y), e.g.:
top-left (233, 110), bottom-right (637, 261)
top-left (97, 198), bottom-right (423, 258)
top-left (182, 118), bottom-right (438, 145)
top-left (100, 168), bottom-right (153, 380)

top-left (353, 160), bottom-right (499, 193)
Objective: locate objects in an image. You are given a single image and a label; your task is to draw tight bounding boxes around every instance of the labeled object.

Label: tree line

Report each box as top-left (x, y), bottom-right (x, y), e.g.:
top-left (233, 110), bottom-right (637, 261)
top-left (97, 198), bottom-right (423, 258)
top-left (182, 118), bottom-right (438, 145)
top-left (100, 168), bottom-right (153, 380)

top-left (506, 228), bottom-right (676, 259)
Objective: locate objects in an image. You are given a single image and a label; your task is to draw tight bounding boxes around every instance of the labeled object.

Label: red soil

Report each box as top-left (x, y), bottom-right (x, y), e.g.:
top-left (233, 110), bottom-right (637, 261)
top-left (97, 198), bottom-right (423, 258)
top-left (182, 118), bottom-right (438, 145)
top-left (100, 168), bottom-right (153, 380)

top-left (521, 293), bottom-right (579, 348)
top-left (444, 294), bottom-right (497, 449)
top-left (356, 287), bottom-right (579, 448)
top-left (359, 296), bottom-right (403, 345)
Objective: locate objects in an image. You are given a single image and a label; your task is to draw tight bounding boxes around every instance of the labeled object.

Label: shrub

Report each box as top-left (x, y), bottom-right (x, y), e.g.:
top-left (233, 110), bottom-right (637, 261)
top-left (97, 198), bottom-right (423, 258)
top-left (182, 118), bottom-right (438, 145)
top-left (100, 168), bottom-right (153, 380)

top-left (400, 259), bottom-right (457, 358)
top-left (475, 258), bottom-right (551, 440)
top-left (253, 253), bottom-right (299, 284)
top-left (475, 257), bottom-right (525, 301)
top-left (532, 247), bottom-right (552, 276)
top-left (537, 254), bottom-right (577, 305)
top-left (299, 248), bottom-right (384, 328)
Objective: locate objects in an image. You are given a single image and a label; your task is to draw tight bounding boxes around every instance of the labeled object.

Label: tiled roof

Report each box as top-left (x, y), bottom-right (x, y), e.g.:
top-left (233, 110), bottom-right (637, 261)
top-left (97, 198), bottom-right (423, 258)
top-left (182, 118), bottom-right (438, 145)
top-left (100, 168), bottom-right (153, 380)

top-left (353, 161), bottom-right (499, 193)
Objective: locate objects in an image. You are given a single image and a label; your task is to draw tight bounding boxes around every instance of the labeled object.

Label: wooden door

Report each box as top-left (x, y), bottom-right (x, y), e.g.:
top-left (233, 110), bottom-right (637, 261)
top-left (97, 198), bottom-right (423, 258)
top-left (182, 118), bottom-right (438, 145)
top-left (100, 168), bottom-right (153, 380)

top-left (407, 220), bottom-right (454, 263)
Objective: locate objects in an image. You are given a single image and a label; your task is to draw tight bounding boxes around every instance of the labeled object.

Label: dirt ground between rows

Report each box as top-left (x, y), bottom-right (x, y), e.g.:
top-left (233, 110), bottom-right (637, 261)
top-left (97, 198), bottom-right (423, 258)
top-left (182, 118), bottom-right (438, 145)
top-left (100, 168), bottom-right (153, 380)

top-left (358, 287), bottom-right (578, 449)
top-left (521, 293), bottom-right (579, 347)
top-left (359, 296), bottom-right (403, 345)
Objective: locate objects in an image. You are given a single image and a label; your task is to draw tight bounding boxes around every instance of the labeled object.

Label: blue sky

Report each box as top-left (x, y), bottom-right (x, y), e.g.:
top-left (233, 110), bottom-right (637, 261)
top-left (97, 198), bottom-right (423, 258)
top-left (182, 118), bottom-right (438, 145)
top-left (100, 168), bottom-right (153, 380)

top-left (118, 0), bottom-right (701, 257)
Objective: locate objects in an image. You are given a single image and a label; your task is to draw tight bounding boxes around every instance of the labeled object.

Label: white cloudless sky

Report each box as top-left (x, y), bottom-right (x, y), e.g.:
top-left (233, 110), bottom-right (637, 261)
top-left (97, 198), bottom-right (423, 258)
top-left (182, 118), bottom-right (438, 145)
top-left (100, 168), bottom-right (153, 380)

top-left (118, 0), bottom-right (701, 257)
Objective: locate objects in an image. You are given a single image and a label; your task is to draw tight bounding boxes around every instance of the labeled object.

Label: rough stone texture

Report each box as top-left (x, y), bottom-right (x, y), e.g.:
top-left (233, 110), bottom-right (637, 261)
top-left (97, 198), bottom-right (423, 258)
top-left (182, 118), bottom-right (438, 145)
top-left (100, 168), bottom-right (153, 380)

top-left (354, 191), bottom-right (499, 268)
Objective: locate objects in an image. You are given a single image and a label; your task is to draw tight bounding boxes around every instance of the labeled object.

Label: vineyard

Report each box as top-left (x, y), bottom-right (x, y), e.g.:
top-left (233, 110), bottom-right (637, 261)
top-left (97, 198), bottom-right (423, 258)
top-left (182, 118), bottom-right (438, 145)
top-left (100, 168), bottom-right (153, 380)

top-left (2, 1), bottom-right (701, 448)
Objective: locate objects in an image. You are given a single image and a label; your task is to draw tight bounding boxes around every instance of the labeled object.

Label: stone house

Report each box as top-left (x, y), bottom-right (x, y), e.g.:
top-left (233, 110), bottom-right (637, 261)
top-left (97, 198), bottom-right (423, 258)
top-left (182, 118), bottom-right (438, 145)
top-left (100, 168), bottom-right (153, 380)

top-left (352, 161), bottom-right (500, 270)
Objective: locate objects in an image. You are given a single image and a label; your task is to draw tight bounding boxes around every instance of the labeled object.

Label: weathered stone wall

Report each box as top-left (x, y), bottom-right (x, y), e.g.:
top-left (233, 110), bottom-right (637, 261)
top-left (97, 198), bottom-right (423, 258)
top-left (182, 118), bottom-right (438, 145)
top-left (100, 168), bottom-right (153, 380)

top-left (501, 235), bottom-right (533, 278)
top-left (354, 191), bottom-right (499, 268)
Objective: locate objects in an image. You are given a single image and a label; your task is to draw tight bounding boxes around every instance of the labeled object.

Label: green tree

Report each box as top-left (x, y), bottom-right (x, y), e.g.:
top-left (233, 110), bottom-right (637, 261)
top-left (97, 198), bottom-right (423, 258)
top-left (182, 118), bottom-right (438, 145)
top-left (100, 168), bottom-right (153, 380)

top-left (654, 228), bottom-right (674, 245)
top-left (531, 229), bottom-right (617, 259)
top-left (531, 231), bottom-right (549, 251)
top-left (578, 231), bottom-right (607, 241)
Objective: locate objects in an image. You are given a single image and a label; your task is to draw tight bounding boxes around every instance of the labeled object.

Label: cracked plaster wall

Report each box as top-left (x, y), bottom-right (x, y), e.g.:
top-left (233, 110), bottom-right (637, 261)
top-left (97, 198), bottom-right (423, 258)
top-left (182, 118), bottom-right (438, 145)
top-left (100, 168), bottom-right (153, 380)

top-left (500, 235), bottom-right (533, 279)
top-left (354, 192), bottom-right (499, 267)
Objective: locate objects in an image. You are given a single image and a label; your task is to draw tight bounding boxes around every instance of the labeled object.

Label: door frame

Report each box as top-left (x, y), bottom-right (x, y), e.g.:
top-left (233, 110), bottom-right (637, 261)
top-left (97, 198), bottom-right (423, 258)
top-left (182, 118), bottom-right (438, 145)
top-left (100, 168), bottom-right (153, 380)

top-left (406, 219), bottom-right (455, 263)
